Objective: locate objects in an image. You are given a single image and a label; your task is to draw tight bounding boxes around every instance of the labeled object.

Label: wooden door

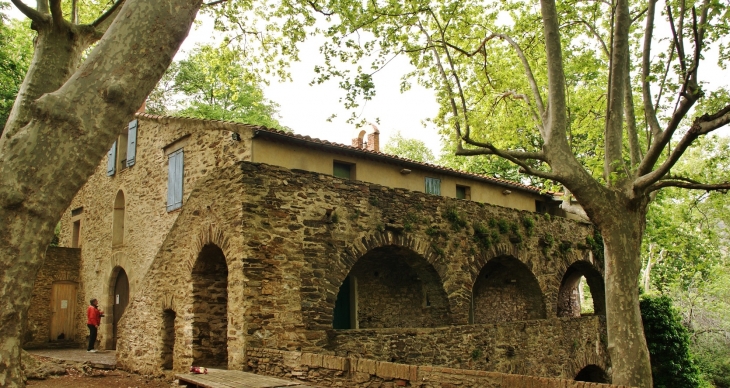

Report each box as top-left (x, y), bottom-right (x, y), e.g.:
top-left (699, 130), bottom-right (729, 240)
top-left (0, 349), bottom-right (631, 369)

top-left (50, 282), bottom-right (77, 341)
top-left (112, 269), bottom-right (129, 349)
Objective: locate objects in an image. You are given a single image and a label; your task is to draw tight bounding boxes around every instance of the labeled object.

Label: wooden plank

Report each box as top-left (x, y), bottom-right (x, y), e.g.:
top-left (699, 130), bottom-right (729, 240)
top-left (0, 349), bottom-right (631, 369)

top-left (176, 369), bottom-right (306, 388)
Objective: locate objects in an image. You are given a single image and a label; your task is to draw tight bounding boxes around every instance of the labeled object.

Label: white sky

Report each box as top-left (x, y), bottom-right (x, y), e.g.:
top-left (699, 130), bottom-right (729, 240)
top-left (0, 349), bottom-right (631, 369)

top-left (7, 4), bottom-right (728, 152)
top-left (178, 16), bottom-right (444, 156)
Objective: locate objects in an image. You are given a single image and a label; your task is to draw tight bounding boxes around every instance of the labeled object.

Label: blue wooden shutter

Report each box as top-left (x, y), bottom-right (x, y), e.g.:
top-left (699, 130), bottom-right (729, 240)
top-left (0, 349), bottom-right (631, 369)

top-left (166, 149), bottom-right (184, 211)
top-left (425, 177), bottom-right (441, 195)
top-left (106, 141), bottom-right (117, 176)
top-left (126, 120), bottom-right (138, 167)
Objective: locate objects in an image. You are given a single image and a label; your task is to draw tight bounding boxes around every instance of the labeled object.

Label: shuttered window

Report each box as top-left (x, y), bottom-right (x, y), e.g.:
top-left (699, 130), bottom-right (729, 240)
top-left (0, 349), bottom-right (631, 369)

top-left (333, 161), bottom-right (353, 179)
top-left (126, 120), bottom-right (138, 167)
top-left (106, 141), bottom-right (117, 176)
top-left (425, 177), bottom-right (441, 195)
top-left (166, 149), bottom-right (184, 211)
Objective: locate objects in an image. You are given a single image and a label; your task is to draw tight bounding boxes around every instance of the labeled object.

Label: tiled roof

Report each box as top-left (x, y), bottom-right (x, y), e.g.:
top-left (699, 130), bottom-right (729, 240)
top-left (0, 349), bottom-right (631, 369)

top-left (136, 112), bottom-right (551, 197)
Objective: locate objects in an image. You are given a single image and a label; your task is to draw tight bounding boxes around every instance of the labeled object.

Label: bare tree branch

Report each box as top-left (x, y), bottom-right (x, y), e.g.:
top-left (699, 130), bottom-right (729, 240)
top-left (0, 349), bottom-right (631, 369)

top-left (91, 0), bottom-right (125, 29)
top-left (456, 142), bottom-right (559, 181)
top-left (636, 103), bottom-right (730, 190)
top-left (641, 0), bottom-right (663, 137)
top-left (648, 180), bottom-right (730, 193)
top-left (455, 142), bottom-right (547, 162)
top-left (440, 34), bottom-right (546, 126)
top-left (636, 89), bottom-right (699, 176)
top-left (10, 0), bottom-right (46, 24)
top-left (71, 0), bottom-right (77, 24)
top-left (49, 0), bottom-right (64, 28)
top-left (204, 0), bottom-right (228, 6)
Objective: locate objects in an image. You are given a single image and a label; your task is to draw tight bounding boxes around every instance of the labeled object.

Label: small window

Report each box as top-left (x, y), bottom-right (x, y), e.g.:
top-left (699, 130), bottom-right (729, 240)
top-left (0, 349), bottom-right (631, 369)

top-left (456, 185), bottom-right (471, 200)
top-left (425, 177), bottom-right (441, 195)
top-left (167, 149), bottom-right (184, 212)
top-left (72, 220), bottom-right (81, 248)
top-left (333, 161), bottom-right (354, 180)
top-left (112, 190), bottom-right (125, 247)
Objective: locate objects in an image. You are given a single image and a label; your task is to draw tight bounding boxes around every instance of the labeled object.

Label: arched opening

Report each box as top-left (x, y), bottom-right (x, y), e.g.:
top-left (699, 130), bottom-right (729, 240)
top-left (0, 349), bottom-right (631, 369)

top-left (471, 256), bottom-right (546, 324)
top-left (333, 245), bottom-right (451, 329)
top-left (575, 364), bottom-right (609, 383)
top-left (192, 244), bottom-right (228, 367)
top-left (111, 267), bottom-right (129, 349)
top-left (112, 191), bottom-right (125, 247)
top-left (161, 309), bottom-right (176, 370)
top-left (557, 261), bottom-right (606, 317)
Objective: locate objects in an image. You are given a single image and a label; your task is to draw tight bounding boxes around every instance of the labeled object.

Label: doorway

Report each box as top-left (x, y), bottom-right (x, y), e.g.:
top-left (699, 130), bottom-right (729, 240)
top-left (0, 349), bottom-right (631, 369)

top-left (112, 268), bottom-right (129, 349)
top-left (50, 281), bottom-right (78, 341)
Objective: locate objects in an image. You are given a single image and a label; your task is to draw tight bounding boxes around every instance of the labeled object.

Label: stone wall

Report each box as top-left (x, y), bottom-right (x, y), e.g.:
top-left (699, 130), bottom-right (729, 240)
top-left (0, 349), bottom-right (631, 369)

top-left (246, 348), bottom-right (630, 388)
top-left (25, 247), bottom-right (85, 348)
top-left (57, 115), bottom-right (253, 349)
top-left (114, 162), bottom-right (608, 378)
top-left (325, 316), bottom-right (609, 378)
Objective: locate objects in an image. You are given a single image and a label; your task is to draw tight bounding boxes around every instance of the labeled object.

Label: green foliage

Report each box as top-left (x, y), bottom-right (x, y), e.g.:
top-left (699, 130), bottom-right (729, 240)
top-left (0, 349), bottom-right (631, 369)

top-left (496, 219), bottom-right (509, 234)
top-left (640, 295), bottom-right (705, 388)
top-left (585, 230), bottom-right (604, 262)
top-left (521, 216), bottom-right (535, 236)
top-left (383, 131), bottom-right (435, 163)
top-left (470, 348), bottom-right (483, 362)
top-left (444, 206), bottom-right (467, 231)
top-left (543, 233), bottom-right (555, 247)
top-left (147, 43), bottom-right (287, 129)
top-left (0, 10), bottom-right (32, 132)
top-left (472, 222), bottom-right (492, 249)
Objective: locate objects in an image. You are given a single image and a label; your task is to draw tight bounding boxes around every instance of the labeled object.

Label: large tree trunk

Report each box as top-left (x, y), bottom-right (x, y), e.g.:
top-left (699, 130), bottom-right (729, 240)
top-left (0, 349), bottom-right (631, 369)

top-left (596, 198), bottom-right (653, 387)
top-left (0, 1), bottom-right (202, 386)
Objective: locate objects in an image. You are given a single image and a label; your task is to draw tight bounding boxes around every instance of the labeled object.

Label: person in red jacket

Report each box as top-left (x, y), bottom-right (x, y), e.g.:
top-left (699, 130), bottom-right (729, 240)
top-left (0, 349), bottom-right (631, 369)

top-left (86, 299), bottom-right (104, 352)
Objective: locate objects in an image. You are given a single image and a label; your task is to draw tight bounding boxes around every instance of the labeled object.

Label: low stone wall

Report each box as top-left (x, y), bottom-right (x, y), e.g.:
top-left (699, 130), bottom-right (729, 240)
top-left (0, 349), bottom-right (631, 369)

top-left (246, 347), bottom-right (631, 388)
top-left (326, 316), bottom-right (609, 379)
top-left (25, 247), bottom-right (85, 349)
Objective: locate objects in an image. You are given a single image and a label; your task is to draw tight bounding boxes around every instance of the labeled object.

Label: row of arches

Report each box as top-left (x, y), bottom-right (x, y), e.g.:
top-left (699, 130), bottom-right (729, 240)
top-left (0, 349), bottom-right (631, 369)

top-left (152, 240), bottom-right (605, 376)
top-left (332, 244), bottom-right (605, 330)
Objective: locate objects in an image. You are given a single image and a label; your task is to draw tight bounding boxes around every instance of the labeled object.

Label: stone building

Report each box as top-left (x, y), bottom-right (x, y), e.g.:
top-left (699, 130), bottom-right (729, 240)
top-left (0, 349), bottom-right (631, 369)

top-left (45, 113), bottom-right (611, 385)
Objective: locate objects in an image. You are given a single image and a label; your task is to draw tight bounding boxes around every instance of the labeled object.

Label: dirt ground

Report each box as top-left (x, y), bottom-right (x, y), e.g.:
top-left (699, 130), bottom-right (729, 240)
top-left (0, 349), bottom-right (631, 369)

top-left (26, 369), bottom-right (172, 388)
top-left (24, 353), bottom-right (173, 388)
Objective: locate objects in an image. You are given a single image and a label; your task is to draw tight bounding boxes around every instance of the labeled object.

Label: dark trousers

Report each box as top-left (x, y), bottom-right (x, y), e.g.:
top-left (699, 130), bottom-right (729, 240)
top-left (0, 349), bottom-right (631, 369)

top-left (87, 324), bottom-right (97, 350)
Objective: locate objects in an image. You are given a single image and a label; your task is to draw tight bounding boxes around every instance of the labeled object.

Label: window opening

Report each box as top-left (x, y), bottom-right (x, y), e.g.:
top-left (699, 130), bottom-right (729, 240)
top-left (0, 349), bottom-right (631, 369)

top-left (112, 191), bottom-right (125, 247)
top-left (456, 185), bottom-right (471, 200)
top-left (167, 149), bottom-right (184, 212)
top-left (425, 177), bottom-right (441, 195)
top-left (333, 161), bottom-right (354, 180)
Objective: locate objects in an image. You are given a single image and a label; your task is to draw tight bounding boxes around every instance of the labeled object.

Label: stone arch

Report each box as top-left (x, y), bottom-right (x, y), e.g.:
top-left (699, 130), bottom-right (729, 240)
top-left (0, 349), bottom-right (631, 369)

top-left (191, 243), bottom-right (229, 368)
top-left (326, 231), bottom-right (455, 329)
top-left (565, 350), bottom-right (610, 381)
top-left (112, 190), bottom-right (125, 247)
top-left (470, 249), bottom-right (547, 324)
top-left (183, 224), bottom-right (235, 275)
top-left (574, 364), bottom-right (610, 383)
top-left (555, 251), bottom-right (606, 317)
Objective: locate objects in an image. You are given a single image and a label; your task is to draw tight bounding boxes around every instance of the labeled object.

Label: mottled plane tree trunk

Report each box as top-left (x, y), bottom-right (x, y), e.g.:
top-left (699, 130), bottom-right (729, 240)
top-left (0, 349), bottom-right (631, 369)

top-left (0, 0), bottom-right (202, 386)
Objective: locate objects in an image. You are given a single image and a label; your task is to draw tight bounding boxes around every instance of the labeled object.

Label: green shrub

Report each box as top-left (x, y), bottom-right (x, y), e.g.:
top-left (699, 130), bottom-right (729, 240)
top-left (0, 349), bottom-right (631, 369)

top-left (641, 295), bottom-right (705, 388)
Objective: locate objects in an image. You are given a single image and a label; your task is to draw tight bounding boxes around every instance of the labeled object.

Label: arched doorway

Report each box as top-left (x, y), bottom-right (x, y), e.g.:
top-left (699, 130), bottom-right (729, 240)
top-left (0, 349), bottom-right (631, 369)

top-left (192, 244), bottom-right (228, 368)
top-left (470, 256), bottom-right (546, 324)
top-left (333, 245), bottom-right (451, 329)
top-left (575, 364), bottom-right (609, 383)
top-left (557, 261), bottom-right (605, 317)
top-left (112, 268), bottom-right (129, 349)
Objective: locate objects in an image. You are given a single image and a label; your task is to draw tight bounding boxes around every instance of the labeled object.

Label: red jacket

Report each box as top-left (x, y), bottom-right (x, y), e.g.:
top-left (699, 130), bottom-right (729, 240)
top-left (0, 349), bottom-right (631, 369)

top-left (87, 305), bottom-right (102, 326)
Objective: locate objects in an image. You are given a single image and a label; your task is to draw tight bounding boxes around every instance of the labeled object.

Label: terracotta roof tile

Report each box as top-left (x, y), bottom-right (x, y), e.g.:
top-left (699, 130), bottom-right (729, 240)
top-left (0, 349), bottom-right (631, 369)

top-left (136, 112), bottom-right (550, 196)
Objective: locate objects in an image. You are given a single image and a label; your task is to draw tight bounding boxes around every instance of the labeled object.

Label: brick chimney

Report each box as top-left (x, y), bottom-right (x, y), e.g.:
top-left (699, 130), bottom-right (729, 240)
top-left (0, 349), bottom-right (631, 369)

top-left (352, 129), bottom-right (365, 148)
top-left (366, 123), bottom-right (379, 152)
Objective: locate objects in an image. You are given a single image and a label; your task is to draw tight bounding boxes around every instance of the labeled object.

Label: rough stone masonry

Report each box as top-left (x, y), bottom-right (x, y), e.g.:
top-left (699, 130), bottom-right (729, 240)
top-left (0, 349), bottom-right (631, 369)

top-left (112, 161), bottom-right (610, 383)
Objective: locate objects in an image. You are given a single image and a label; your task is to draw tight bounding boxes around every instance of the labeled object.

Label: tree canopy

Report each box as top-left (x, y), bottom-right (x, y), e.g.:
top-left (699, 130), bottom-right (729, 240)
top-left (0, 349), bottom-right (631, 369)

top-left (147, 43), bottom-right (287, 130)
top-left (382, 131), bottom-right (435, 163)
top-left (0, 5), bottom-right (32, 132)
